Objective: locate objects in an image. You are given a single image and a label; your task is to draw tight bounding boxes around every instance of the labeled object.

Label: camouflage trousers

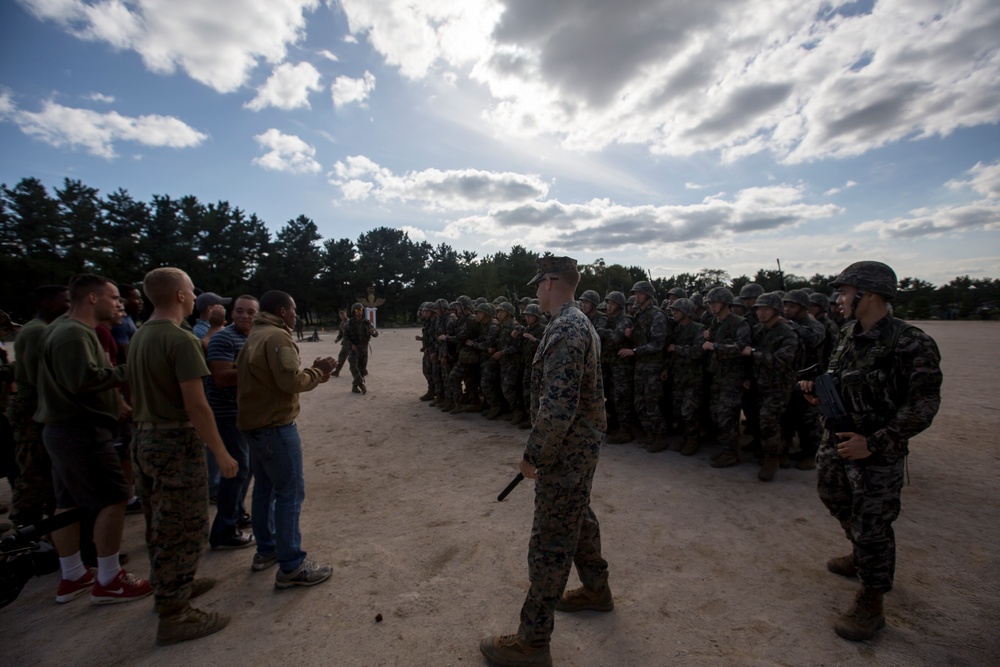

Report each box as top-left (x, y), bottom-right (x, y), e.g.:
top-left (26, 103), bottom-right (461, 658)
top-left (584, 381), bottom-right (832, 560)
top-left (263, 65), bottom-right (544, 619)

top-left (817, 433), bottom-right (904, 592)
top-left (709, 375), bottom-right (744, 451)
top-left (133, 427), bottom-right (209, 614)
top-left (422, 351), bottom-right (434, 392)
top-left (439, 358), bottom-right (454, 401)
top-left (758, 383), bottom-right (793, 455)
top-left (604, 362), bottom-right (634, 431)
top-left (7, 394), bottom-right (54, 522)
top-left (449, 361), bottom-right (479, 404)
top-left (335, 343), bottom-right (350, 373)
top-left (349, 348), bottom-right (369, 385)
top-left (430, 357), bottom-right (444, 397)
top-left (672, 383), bottom-right (701, 440)
top-left (518, 464), bottom-right (609, 647)
top-left (500, 360), bottom-right (522, 410)
top-left (480, 360), bottom-right (502, 408)
top-left (782, 390), bottom-right (823, 460)
top-left (633, 364), bottom-right (665, 435)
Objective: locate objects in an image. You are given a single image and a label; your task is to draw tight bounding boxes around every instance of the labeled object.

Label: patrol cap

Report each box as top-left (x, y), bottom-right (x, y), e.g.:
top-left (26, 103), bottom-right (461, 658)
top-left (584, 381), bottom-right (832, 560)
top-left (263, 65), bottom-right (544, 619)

top-left (829, 261), bottom-right (897, 299)
top-left (782, 289), bottom-right (811, 309)
top-left (195, 292), bottom-right (232, 312)
top-left (527, 256), bottom-right (578, 286)
top-left (753, 292), bottom-right (784, 310)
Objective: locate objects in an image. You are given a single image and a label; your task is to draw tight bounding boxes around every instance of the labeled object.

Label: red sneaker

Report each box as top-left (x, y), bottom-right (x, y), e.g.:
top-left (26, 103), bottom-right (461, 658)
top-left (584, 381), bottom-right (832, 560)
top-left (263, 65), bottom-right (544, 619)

top-left (90, 569), bottom-right (152, 605)
top-left (55, 568), bottom-right (95, 604)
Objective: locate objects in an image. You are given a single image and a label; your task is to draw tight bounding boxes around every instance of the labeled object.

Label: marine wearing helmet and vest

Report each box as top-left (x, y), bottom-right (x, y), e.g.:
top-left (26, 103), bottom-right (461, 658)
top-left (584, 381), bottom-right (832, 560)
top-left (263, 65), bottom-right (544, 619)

top-left (626, 280), bottom-right (668, 450)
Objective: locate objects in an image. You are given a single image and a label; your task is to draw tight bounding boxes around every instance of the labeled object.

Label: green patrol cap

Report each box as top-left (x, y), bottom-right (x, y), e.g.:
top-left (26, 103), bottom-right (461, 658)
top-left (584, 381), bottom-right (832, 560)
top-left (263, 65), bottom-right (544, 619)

top-left (527, 256), bottom-right (578, 286)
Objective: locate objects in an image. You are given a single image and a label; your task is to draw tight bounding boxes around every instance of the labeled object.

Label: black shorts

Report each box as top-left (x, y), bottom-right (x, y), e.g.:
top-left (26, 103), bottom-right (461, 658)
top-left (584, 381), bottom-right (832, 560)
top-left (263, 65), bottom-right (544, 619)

top-left (43, 423), bottom-right (130, 511)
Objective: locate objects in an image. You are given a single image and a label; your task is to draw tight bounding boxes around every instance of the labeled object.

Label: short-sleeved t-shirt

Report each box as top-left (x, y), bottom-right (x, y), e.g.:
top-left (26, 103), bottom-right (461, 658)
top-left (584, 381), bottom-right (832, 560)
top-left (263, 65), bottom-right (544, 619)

top-left (127, 319), bottom-right (210, 423)
top-left (111, 315), bottom-right (137, 346)
top-left (205, 324), bottom-right (247, 417)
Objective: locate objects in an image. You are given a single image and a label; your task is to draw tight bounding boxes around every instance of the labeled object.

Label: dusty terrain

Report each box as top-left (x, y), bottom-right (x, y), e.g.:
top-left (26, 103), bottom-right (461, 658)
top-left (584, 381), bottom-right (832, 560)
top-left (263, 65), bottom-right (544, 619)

top-left (3, 320), bottom-right (999, 667)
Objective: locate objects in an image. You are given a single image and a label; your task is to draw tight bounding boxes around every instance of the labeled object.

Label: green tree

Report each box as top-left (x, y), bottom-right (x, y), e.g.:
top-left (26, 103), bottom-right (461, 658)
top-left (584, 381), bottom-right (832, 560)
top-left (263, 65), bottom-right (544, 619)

top-left (272, 215), bottom-right (324, 323)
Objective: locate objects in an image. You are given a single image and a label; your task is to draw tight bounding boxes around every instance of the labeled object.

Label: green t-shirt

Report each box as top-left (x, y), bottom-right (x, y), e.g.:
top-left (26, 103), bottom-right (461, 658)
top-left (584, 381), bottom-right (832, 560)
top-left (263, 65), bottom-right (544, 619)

top-left (127, 319), bottom-right (210, 423)
top-left (34, 316), bottom-right (126, 425)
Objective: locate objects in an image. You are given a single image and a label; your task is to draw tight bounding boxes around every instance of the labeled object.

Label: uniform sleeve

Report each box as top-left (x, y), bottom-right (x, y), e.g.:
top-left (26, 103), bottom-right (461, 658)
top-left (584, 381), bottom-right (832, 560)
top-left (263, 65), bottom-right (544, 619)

top-left (265, 335), bottom-right (323, 394)
top-left (634, 311), bottom-right (667, 356)
top-left (173, 333), bottom-right (211, 383)
top-left (716, 319), bottom-right (751, 358)
top-left (867, 329), bottom-right (943, 457)
top-left (524, 328), bottom-right (584, 469)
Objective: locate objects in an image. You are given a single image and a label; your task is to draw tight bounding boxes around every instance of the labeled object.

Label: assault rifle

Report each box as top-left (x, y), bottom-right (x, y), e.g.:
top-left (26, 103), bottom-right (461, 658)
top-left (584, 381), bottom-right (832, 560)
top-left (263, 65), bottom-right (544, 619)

top-left (799, 363), bottom-right (855, 434)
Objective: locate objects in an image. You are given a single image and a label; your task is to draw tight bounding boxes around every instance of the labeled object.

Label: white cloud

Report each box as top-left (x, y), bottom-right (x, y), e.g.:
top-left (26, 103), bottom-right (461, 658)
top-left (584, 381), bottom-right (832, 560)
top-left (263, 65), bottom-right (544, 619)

top-left (856, 201), bottom-right (1000, 239)
top-left (399, 225), bottom-right (426, 241)
top-left (331, 71), bottom-right (376, 108)
top-left (329, 155), bottom-right (548, 210)
top-left (86, 92), bottom-right (115, 103)
top-left (317, 49), bottom-right (339, 62)
top-left (685, 182), bottom-right (706, 190)
top-left (0, 89), bottom-right (14, 116)
top-left (2, 97), bottom-right (206, 158)
top-left (824, 179), bottom-right (857, 196)
top-left (947, 161), bottom-right (1000, 199)
top-left (246, 61), bottom-right (323, 111)
top-left (339, 0), bottom-right (1000, 163)
top-left (20, 0), bottom-right (320, 93)
top-left (252, 128), bottom-right (321, 174)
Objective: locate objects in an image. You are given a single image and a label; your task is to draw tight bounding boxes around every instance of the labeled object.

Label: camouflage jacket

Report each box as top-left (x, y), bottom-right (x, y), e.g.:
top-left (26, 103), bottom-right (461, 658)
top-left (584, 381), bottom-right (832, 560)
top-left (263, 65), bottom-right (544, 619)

top-left (669, 321), bottom-right (705, 387)
top-left (594, 311), bottom-right (632, 366)
top-left (826, 315), bottom-right (942, 462)
top-left (496, 318), bottom-right (521, 363)
top-left (436, 312), bottom-right (457, 360)
top-left (419, 316), bottom-right (437, 354)
top-left (706, 312), bottom-right (751, 378)
top-left (751, 320), bottom-right (798, 389)
top-left (631, 303), bottom-right (667, 367)
top-left (452, 315), bottom-right (481, 364)
top-left (525, 301), bottom-right (606, 478)
top-left (344, 317), bottom-right (377, 347)
top-left (788, 313), bottom-right (825, 372)
top-left (471, 317), bottom-right (500, 363)
top-left (518, 321), bottom-right (546, 368)
top-left (815, 315), bottom-right (840, 370)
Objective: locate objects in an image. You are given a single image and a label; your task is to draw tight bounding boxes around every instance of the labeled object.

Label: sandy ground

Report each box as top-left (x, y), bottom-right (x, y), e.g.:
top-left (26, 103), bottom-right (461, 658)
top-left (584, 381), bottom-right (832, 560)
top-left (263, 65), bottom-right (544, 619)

top-left (2, 320), bottom-right (999, 667)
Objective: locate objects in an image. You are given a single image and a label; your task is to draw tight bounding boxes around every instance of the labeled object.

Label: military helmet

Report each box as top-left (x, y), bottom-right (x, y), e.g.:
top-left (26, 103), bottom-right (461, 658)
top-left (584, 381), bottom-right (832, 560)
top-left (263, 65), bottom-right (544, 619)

top-left (436, 298), bottom-right (450, 311)
top-left (475, 303), bottom-right (494, 316)
top-left (493, 295), bottom-right (509, 305)
top-left (626, 295), bottom-right (636, 306)
top-left (474, 297), bottom-right (487, 306)
top-left (669, 297), bottom-right (696, 318)
top-left (630, 280), bottom-right (657, 300)
top-left (579, 289), bottom-right (601, 305)
top-left (523, 304), bottom-right (543, 317)
top-left (660, 299), bottom-right (671, 310)
top-left (420, 302), bottom-right (434, 312)
top-left (739, 283), bottom-right (765, 299)
top-left (352, 302), bottom-right (364, 311)
top-left (705, 287), bottom-right (734, 305)
top-left (497, 301), bottom-right (516, 315)
top-left (519, 296), bottom-right (531, 305)
top-left (666, 287), bottom-right (687, 299)
top-left (753, 292), bottom-right (784, 311)
top-left (458, 295), bottom-right (473, 310)
top-left (782, 289), bottom-right (811, 309)
top-left (691, 294), bottom-right (703, 307)
top-left (829, 261), bottom-right (897, 299)
top-left (449, 301), bottom-right (461, 311)
top-left (605, 291), bottom-right (626, 308)
top-left (809, 293), bottom-right (830, 309)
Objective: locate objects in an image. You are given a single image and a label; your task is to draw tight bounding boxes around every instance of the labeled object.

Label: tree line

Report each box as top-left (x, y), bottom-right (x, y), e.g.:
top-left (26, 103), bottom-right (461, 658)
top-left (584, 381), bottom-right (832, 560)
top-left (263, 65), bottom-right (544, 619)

top-left (2, 177), bottom-right (997, 324)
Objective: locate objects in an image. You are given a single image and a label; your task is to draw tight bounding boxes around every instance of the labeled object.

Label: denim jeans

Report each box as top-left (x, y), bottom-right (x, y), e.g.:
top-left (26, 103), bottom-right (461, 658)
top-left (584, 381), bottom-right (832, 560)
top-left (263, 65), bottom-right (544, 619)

top-left (209, 414), bottom-right (251, 547)
top-left (241, 423), bottom-right (306, 572)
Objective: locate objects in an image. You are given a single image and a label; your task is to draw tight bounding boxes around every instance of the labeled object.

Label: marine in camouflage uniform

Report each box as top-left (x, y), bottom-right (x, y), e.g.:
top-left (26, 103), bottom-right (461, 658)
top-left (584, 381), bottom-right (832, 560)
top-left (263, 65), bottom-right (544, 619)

top-left (345, 302), bottom-right (379, 394)
top-left (594, 291), bottom-right (634, 444)
top-left (332, 309), bottom-right (350, 377)
top-left (417, 303), bottom-right (437, 401)
top-left (481, 256), bottom-right (610, 667)
top-left (781, 289), bottom-right (826, 468)
top-left (738, 283), bottom-right (765, 450)
top-left (514, 305), bottom-right (546, 430)
top-left (748, 293), bottom-right (799, 481)
top-left (623, 281), bottom-right (667, 451)
top-left (448, 297), bottom-right (482, 412)
top-left (494, 303), bottom-right (524, 423)
top-left (665, 299), bottom-right (705, 455)
top-left (812, 261), bottom-right (941, 642)
top-left (472, 303), bottom-right (504, 418)
top-left (431, 299), bottom-right (456, 409)
top-left (809, 292), bottom-right (841, 370)
top-left (703, 287), bottom-right (752, 468)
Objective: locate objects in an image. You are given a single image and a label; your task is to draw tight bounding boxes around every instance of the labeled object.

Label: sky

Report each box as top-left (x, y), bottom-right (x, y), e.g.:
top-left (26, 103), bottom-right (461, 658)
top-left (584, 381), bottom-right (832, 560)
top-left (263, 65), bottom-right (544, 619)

top-left (1, 0), bottom-right (999, 286)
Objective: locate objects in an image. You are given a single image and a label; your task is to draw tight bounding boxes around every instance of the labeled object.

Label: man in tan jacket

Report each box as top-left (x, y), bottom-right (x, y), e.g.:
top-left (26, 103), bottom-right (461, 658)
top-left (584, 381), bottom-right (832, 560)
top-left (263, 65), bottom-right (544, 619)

top-left (236, 290), bottom-right (335, 589)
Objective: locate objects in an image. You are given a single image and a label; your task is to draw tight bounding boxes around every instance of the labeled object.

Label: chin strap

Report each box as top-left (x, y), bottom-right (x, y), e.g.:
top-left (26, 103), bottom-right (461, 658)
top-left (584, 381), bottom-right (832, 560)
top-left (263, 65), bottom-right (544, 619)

top-left (850, 290), bottom-right (866, 317)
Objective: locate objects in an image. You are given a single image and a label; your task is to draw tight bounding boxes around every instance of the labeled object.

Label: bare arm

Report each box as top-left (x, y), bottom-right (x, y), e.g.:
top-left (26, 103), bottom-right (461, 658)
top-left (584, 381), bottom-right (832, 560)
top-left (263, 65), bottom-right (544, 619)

top-left (179, 378), bottom-right (237, 478)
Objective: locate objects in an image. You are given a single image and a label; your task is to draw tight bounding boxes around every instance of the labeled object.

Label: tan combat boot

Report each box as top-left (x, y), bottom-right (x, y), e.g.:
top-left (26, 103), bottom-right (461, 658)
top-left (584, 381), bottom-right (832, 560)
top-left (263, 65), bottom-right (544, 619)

top-left (606, 426), bottom-right (633, 445)
top-left (758, 456), bottom-right (780, 481)
top-left (645, 434), bottom-right (670, 453)
top-left (479, 634), bottom-right (552, 667)
top-left (680, 437), bottom-right (701, 456)
top-left (834, 588), bottom-right (885, 641)
top-left (556, 585), bottom-right (614, 612)
top-left (710, 448), bottom-right (740, 468)
top-left (156, 604), bottom-right (230, 646)
top-left (827, 554), bottom-right (858, 578)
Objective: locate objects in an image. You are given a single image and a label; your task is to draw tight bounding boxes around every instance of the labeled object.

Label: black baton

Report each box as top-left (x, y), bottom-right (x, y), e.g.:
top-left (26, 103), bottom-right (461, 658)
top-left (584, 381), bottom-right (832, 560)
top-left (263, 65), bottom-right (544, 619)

top-left (497, 473), bottom-right (524, 502)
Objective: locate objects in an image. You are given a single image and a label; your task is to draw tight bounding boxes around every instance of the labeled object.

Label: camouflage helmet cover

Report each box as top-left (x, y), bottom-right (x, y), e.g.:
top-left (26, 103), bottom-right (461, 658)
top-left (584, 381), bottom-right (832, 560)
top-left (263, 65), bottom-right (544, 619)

top-left (666, 287), bottom-right (687, 299)
top-left (691, 293), bottom-right (704, 307)
top-left (523, 303), bottom-right (543, 317)
top-left (474, 297), bottom-right (487, 306)
top-left (497, 302), bottom-right (516, 315)
top-left (436, 298), bottom-right (450, 311)
top-left (352, 302), bottom-right (364, 311)
top-left (475, 303), bottom-right (494, 316)
top-left (492, 295), bottom-right (509, 304)
top-left (809, 292), bottom-right (830, 309)
top-left (753, 292), bottom-right (784, 311)
top-left (605, 291), bottom-right (627, 308)
top-left (519, 296), bottom-right (531, 305)
top-left (669, 297), bottom-right (696, 318)
top-left (738, 283), bottom-right (765, 299)
top-left (829, 261), bottom-right (897, 299)
top-left (626, 295), bottom-right (636, 305)
top-left (705, 287), bottom-right (734, 305)
top-left (782, 289), bottom-right (811, 309)
top-left (630, 280), bottom-right (657, 300)
top-left (579, 289), bottom-right (601, 305)
top-left (458, 295), bottom-right (474, 309)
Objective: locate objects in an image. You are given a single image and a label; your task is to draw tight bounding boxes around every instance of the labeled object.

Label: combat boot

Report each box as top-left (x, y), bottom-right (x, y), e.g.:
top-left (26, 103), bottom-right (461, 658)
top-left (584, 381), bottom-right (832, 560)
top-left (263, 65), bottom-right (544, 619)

top-left (834, 588), bottom-right (885, 641)
top-left (509, 410), bottom-right (525, 426)
top-left (646, 434), bottom-right (670, 453)
top-left (419, 389), bottom-right (435, 401)
top-left (156, 604), bottom-right (230, 646)
top-left (606, 426), bottom-right (633, 445)
top-left (448, 402), bottom-right (464, 415)
top-left (680, 437), bottom-right (701, 456)
top-left (479, 634), bottom-right (552, 667)
top-left (710, 448), bottom-right (740, 468)
top-left (439, 399), bottom-right (454, 412)
top-left (827, 554), bottom-right (858, 578)
top-left (758, 456), bottom-right (779, 481)
top-left (555, 585), bottom-right (614, 612)
top-left (635, 431), bottom-right (653, 447)
top-left (462, 402), bottom-right (482, 413)
top-left (486, 405), bottom-right (503, 420)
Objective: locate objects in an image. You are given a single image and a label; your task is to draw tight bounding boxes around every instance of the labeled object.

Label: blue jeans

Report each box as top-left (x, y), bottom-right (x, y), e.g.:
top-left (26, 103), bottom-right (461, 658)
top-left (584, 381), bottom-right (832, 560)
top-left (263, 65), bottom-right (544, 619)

top-left (241, 423), bottom-right (306, 572)
top-left (209, 414), bottom-right (251, 547)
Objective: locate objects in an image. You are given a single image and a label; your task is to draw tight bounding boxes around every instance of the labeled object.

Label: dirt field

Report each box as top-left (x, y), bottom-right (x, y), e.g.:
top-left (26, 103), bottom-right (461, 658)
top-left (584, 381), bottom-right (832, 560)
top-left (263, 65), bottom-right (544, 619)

top-left (3, 320), bottom-right (998, 666)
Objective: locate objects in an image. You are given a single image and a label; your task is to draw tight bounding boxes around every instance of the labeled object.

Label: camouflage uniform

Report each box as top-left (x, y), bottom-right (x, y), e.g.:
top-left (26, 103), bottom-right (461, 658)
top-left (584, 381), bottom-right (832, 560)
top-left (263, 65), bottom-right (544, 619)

top-left (706, 312), bottom-right (752, 456)
top-left (750, 313), bottom-right (798, 456)
top-left (345, 310), bottom-right (378, 392)
top-left (495, 307), bottom-right (523, 416)
top-left (472, 307), bottom-right (503, 411)
top-left (437, 305), bottom-right (459, 408)
top-left (517, 313), bottom-right (546, 425)
top-left (630, 300), bottom-right (667, 437)
top-left (594, 301), bottom-right (634, 436)
top-left (817, 315), bottom-right (941, 591)
top-left (448, 310), bottom-right (481, 408)
top-left (782, 293), bottom-right (827, 462)
top-left (519, 299), bottom-right (609, 648)
top-left (668, 318), bottom-right (705, 442)
top-left (419, 307), bottom-right (437, 397)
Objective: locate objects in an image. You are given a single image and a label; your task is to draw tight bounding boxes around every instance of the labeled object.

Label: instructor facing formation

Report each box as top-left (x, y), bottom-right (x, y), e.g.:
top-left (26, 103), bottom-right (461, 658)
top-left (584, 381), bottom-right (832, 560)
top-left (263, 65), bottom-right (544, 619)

top-left (481, 256), bottom-right (611, 667)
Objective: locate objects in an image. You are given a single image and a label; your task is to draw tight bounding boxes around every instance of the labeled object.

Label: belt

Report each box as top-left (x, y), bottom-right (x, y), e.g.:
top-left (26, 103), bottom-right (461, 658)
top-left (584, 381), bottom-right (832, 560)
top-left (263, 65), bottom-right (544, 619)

top-left (135, 421), bottom-right (193, 431)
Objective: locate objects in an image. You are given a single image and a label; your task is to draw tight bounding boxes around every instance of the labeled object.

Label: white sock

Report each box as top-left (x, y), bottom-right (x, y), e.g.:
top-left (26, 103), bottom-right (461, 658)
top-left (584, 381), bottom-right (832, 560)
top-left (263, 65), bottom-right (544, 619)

top-left (59, 552), bottom-right (87, 582)
top-left (97, 554), bottom-right (122, 586)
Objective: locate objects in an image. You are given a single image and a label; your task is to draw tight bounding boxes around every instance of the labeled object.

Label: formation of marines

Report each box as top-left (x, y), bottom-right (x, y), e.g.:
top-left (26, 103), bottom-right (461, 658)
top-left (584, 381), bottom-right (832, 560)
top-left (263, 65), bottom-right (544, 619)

top-left (415, 280), bottom-right (847, 483)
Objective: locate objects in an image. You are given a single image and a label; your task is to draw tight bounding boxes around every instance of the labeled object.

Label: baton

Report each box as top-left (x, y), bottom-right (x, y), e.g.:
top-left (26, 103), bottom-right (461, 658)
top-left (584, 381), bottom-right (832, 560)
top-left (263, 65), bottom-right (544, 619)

top-left (497, 473), bottom-right (524, 502)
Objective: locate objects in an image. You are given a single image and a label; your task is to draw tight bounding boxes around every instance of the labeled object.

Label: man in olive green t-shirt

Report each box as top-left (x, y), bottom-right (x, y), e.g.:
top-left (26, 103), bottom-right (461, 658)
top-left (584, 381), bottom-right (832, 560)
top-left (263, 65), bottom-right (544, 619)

top-left (128, 267), bottom-right (238, 646)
